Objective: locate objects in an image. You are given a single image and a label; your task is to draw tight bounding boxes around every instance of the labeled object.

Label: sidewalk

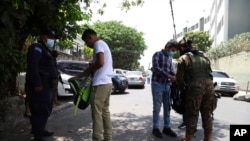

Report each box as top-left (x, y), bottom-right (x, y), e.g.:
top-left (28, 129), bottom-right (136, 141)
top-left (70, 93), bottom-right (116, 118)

top-left (0, 102), bottom-right (230, 141)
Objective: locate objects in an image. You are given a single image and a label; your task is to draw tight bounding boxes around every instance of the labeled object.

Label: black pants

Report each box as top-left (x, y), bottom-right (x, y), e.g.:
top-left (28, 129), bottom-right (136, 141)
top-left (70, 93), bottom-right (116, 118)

top-left (28, 83), bottom-right (53, 135)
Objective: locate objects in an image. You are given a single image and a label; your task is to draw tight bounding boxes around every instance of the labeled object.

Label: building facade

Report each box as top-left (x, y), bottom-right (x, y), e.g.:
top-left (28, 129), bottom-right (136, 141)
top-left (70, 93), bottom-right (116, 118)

top-left (175, 0), bottom-right (250, 47)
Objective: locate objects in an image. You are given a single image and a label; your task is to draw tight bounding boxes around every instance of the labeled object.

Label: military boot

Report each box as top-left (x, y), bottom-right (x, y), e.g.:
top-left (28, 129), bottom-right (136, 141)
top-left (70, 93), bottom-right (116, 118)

top-left (203, 134), bottom-right (212, 141)
top-left (179, 134), bottom-right (193, 141)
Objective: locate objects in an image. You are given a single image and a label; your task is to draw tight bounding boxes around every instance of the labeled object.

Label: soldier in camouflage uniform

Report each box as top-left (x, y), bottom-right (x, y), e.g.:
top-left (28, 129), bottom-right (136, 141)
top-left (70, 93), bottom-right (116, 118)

top-left (176, 38), bottom-right (215, 141)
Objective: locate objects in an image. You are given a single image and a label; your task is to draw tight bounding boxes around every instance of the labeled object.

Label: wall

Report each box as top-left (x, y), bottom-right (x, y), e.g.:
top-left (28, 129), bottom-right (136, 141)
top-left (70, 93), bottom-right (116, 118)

top-left (211, 51), bottom-right (250, 91)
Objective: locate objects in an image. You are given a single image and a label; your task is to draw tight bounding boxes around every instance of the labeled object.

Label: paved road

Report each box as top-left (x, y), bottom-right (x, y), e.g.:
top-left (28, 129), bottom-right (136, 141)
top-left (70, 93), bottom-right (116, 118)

top-left (1, 84), bottom-right (250, 141)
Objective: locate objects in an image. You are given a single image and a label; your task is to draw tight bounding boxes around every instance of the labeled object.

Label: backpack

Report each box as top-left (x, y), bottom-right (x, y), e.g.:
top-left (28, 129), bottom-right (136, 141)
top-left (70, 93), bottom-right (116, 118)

top-left (69, 76), bottom-right (92, 116)
top-left (170, 82), bottom-right (185, 115)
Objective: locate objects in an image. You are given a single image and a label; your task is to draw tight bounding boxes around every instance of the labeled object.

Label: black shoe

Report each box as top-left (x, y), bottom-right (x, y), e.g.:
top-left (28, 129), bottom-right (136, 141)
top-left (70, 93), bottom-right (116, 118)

top-left (162, 128), bottom-right (177, 137)
top-left (34, 135), bottom-right (47, 141)
top-left (152, 128), bottom-right (163, 138)
top-left (178, 122), bottom-right (186, 129)
top-left (42, 130), bottom-right (54, 137)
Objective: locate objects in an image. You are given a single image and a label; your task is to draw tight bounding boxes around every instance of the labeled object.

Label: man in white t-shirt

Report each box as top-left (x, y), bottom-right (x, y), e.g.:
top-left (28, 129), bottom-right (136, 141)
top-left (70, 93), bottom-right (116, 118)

top-left (69, 29), bottom-right (113, 141)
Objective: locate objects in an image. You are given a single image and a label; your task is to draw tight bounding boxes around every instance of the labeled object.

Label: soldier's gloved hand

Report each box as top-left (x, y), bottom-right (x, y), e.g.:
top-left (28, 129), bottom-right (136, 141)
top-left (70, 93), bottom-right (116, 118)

top-left (34, 85), bottom-right (43, 93)
top-left (176, 83), bottom-right (184, 90)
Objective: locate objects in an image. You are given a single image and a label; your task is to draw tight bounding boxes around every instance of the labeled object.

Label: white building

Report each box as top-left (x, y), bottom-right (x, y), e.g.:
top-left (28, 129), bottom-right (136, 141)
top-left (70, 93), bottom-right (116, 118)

top-left (175, 0), bottom-right (250, 47)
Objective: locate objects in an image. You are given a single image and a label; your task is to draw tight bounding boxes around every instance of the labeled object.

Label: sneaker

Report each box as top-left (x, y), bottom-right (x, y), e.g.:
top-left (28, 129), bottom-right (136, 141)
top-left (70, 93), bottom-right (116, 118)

top-left (178, 122), bottom-right (186, 129)
top-left (152, 128), bottom-right (163, 138)
top-left (162, 128), bottom-right (177, 137)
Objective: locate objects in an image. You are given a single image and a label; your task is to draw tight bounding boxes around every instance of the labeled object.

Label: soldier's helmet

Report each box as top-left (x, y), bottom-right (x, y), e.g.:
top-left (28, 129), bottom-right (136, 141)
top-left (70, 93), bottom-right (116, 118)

top-left (178, 37), bottom-right (192, 49)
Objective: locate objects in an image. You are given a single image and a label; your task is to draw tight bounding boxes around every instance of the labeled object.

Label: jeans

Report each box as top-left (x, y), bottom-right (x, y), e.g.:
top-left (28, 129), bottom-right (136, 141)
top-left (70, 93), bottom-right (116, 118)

top-left (151, 81), bottom-right (171, 129)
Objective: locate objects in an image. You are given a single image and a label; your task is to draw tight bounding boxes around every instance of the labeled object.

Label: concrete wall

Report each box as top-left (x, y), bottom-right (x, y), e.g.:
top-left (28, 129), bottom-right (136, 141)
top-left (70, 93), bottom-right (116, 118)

top-left (211, 51), bottom-right (250, 91)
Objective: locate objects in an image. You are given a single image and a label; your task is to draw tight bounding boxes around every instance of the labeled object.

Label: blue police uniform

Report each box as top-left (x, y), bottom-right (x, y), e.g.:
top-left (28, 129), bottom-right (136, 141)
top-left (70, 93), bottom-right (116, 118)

top-left (26, 42), bottom-right (58, 139)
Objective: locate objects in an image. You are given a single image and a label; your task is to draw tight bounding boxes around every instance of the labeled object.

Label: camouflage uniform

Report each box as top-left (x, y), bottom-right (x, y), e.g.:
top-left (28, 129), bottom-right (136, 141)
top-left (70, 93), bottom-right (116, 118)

top-left (176, 52), bottom-right (215, 137)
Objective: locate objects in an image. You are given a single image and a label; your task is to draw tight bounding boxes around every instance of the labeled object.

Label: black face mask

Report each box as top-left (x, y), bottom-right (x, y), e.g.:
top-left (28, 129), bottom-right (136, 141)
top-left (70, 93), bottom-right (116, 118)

top-left (179, 50), bottom-right (186, 56)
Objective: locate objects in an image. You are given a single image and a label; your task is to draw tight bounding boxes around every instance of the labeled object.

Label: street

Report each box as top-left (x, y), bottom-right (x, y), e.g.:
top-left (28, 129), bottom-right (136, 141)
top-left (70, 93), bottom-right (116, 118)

top-left (2, 84), bottom-right (250, 141)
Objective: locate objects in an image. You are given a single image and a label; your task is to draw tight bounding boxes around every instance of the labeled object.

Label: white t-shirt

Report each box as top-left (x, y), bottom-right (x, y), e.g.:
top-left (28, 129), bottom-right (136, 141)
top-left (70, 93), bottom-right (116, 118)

top-left (92, 40), bottom-right (113, 86)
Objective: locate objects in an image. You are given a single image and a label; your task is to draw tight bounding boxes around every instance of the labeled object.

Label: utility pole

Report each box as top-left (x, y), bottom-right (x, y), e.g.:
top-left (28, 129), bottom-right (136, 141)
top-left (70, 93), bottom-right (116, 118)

top-left (169, 0), bottom-right (176, 39)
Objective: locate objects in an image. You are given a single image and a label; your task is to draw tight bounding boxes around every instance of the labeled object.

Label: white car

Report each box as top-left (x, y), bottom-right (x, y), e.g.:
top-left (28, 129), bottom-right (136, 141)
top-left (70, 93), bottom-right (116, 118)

top-left (16, 60), bottom-right (89, 97)
top-left (57, 60), bottom-right (89, 96)
top-left (212, 70), bottom-right (240, 96)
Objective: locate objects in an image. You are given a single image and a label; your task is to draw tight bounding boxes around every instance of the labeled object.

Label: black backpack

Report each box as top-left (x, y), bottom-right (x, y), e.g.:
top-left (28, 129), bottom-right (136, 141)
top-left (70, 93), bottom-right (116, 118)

top-left (170, 82), bottom-right (185, 115)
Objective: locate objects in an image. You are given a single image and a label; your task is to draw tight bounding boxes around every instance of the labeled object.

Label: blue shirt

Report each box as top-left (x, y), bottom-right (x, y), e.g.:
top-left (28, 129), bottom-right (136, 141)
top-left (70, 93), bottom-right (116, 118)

top-left (151, 50), bottom-right (175, 84)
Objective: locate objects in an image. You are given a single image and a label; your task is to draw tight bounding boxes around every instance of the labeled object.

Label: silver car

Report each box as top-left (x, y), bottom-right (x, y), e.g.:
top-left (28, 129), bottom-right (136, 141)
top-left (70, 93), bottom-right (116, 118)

top-left (212, 70), bottom-right (240, 96)
top-left (125, 71), bottom-right (145, 88)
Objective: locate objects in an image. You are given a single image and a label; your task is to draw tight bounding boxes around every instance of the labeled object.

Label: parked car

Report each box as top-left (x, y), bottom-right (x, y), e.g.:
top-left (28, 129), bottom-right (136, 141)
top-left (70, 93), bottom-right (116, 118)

top-left (111, 73), bottom-right (128, 93)
top-left (113, 68), bottom-right (127, 76)
top-left (212, 70), bottom-right (240, 96)
top-left (125, 70), bottom-right (145, 88)
top-left (57, 60), bottom-right (89, 96)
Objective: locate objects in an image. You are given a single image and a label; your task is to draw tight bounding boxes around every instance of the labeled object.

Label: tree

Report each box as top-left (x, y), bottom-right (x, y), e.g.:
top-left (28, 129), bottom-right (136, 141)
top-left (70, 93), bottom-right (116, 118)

top-left (0, 0), bottom-right (144, 95)
top-left (0, 0), bottom-right (144, 121)
top-left (184, 31), bottom-right (213, 52)
top-left (89, 21), bottom-right (147, 70)
top-left (83, 45), bottom-right (93, 61)
top-left (207, 32), bottom-right (250, 60)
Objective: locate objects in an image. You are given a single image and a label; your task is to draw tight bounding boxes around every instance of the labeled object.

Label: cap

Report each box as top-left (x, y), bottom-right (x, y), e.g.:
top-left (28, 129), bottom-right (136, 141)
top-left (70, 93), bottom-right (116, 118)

top-left (41, 28), bottom-right (57, 38)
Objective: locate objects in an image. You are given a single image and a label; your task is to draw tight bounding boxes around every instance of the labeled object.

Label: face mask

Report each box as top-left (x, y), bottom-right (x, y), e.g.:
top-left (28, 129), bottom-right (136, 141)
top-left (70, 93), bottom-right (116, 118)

top-left (167, 51), bottom-right (175, 57)
top-left (45, 39), bottom-right (55, 48)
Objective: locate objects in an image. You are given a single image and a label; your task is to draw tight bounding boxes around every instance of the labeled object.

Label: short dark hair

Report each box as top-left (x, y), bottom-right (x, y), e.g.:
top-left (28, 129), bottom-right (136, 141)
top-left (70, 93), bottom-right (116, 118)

top-left (81, 28), bottom-right (97, 40)
top-left (165, 39), bottom-right (178, 48)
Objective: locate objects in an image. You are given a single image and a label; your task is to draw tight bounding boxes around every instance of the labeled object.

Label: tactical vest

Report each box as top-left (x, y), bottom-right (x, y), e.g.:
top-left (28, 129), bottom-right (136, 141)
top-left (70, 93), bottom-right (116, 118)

top-left (185, 52), bottom-right (211, 83)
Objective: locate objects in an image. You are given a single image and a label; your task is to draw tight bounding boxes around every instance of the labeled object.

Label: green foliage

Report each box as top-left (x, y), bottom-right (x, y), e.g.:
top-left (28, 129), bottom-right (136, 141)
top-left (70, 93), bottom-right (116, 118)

top-left (83, 45), bottom-right (93, 61)
top-left (0, 0), bottom-right (145, 119)
top-left (120, 0), bottom-right (144, 12)
top-left (0, 0), bottom-right (90, 100)
top-left (87, 21), bottom-right (147, 70)
top-left (184, 31), bottom-right (213, 52)
top-left (207, 32), bottom-right (250, 60)
top-left (173, 31), bottom-right (213, 59)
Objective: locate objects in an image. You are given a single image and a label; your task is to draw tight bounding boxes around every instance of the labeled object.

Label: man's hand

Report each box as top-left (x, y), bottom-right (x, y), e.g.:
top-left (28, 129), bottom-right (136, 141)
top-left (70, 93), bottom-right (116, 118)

top-left (68, 77), bottom-right (77, 82)
top-left (168, 74), bottom-right (176, 81)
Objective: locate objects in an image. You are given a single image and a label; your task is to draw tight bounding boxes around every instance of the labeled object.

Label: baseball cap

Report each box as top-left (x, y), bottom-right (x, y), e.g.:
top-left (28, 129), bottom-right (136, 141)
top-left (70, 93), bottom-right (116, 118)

top-left (41, 28), bottom-right (57, 38)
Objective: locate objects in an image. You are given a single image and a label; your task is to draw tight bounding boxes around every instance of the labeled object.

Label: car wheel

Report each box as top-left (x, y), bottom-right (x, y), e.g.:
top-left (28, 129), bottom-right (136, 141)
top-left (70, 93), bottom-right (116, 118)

top-left (112, 83), bottom-right (117, 93)
top-left (119, 89), bottom-right (126, 93)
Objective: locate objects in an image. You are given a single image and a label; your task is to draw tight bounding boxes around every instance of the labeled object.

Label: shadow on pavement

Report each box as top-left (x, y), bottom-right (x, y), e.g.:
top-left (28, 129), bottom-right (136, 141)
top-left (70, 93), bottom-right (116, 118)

top-left (0, 103), bottom-right (230, 141)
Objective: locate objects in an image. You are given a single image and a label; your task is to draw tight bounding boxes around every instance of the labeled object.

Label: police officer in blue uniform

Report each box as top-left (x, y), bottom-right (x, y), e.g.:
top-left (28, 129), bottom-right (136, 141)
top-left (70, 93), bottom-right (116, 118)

top-left (26, 29), bottom-right (58, 141)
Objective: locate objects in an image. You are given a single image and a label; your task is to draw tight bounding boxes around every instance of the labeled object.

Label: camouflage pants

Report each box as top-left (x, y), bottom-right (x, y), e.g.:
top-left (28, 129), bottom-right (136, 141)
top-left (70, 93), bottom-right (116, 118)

top-left (185, 79), bottom-right (215, 136)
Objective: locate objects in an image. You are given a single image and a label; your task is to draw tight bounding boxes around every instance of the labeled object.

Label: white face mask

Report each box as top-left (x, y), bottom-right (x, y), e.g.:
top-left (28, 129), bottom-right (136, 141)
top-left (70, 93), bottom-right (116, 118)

top-left (45, 39), bottom-right (55, 48)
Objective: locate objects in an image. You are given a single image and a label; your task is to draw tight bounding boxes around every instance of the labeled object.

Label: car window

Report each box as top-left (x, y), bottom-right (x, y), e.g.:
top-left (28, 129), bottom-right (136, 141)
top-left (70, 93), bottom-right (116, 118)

top-left (58, 62), bottom-right (88, 76)
top-left (212, 71), bottom-right (230, 78)
top-left (126, 71), bottom-right (142, 76)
